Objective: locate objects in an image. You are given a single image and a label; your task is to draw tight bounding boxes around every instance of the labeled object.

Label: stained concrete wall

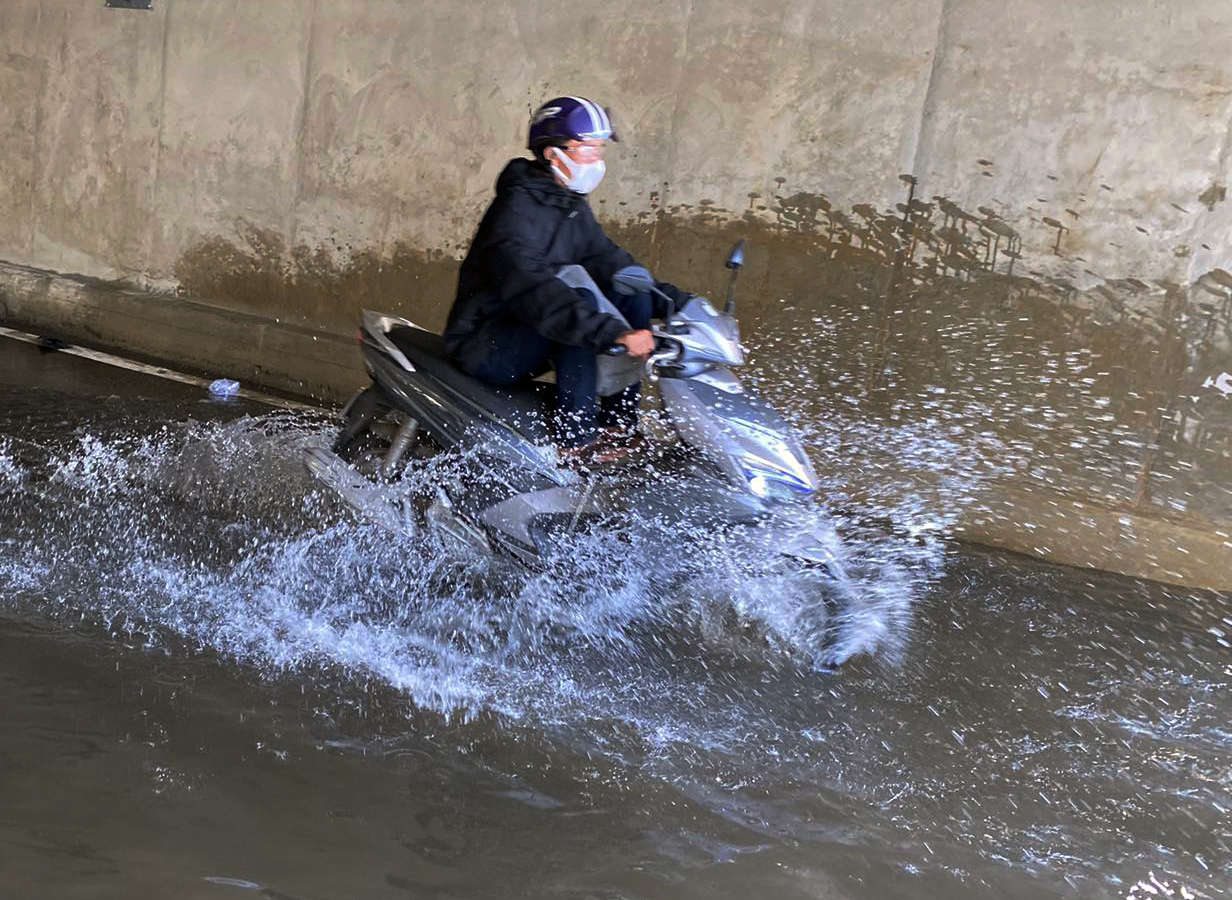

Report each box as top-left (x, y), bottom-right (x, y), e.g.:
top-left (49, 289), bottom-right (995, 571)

top-left (2, 0), bottom-right (1231, 586)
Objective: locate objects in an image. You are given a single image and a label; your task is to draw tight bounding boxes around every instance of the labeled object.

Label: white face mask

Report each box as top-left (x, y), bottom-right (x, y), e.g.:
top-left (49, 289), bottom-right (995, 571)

top-left (548, 147), bottom-right (606, 195)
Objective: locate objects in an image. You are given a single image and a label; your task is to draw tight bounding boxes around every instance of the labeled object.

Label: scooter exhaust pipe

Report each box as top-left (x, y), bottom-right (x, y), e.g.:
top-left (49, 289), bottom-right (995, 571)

top-left (380, 416), bottom-right (419, 481)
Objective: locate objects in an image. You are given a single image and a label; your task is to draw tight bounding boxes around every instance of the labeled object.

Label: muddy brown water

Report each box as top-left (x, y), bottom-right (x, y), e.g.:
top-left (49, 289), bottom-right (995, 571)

top-left (0, 336), bottom-right (1228, 900)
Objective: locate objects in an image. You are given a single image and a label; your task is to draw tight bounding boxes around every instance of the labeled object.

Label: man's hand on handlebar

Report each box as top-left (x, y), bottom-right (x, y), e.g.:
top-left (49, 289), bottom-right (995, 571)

top-left (615, 329), bottom-right (655, 360)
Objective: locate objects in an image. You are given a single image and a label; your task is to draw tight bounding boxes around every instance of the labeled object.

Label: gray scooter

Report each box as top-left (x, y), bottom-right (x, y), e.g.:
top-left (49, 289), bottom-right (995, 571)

top-left (304, 241), bottom-right (849, 631)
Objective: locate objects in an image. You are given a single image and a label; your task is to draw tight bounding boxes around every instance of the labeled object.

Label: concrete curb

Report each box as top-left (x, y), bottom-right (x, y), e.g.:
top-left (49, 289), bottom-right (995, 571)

top-left (0, 260), bottom-right (365, 405)
top-left (957, 484), bottom-right (1232, 592)
top-left (2, 259), bottom-right (1229, 591)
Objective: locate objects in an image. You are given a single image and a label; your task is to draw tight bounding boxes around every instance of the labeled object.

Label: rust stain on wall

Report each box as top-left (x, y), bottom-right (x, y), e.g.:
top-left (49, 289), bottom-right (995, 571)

top-left (609, 186), bottom-right (1232, 528)
top-left (1198, 180), bottom-right (1226, 210)
top-left (174, 221), bottom-right (459, 335)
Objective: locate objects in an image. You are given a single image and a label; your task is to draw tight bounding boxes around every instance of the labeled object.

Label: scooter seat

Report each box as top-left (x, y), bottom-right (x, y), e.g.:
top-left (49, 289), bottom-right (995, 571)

top-left (385, 325), bottom-right (556, 444)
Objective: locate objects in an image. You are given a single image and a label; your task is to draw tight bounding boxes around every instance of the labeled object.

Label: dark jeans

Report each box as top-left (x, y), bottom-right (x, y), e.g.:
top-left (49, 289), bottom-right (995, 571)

top-left (464, 289), bottom-right (652, 447)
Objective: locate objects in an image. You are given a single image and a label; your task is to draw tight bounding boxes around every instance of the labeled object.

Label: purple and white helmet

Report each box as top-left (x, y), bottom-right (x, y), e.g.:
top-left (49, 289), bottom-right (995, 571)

top-left (528, 96), bottom-right (617, 152)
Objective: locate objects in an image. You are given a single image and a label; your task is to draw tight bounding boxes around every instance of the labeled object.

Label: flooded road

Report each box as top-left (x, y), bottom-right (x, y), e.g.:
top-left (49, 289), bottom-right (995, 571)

top-left (0, 334), bottom-right (1228, 900)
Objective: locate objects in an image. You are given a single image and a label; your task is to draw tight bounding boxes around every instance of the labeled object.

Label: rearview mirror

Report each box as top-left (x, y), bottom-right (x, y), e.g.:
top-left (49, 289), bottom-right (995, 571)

top-left (725, 239), bottom-right (746, 271)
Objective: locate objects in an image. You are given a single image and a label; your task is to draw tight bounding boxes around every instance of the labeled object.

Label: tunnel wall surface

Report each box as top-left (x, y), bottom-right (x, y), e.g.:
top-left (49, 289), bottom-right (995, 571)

top-left (2, 0), bottom-right (1231, 587)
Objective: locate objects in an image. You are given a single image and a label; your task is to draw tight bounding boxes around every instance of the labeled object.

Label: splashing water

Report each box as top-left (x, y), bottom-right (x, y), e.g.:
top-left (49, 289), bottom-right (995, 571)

top-left (3, 372), bottom-right (1229, 900)
top-left (0, 441), bottom-right (23, 487)
top-left (0, 402), bottom-right (941, 725)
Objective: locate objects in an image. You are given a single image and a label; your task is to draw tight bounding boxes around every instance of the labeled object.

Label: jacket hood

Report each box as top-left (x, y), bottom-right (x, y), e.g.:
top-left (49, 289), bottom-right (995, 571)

top-left (495, 157), bottom-right (574, 205)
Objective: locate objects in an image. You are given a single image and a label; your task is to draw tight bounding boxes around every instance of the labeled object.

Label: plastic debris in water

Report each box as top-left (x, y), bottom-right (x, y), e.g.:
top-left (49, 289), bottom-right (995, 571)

top-left (1202, 372), bottom-right (1232, 396)
top-left (208, 378), bottom-right (240, 399)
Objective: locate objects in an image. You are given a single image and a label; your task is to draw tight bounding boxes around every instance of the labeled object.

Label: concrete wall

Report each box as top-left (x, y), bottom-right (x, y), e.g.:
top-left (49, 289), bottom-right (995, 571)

top-left (2, 0), bottom-right (1231, 585)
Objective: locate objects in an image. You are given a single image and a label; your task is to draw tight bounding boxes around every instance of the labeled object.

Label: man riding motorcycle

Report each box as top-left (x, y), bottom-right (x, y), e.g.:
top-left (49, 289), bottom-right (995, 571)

top-left (443, 96), bottom-right (686, 467)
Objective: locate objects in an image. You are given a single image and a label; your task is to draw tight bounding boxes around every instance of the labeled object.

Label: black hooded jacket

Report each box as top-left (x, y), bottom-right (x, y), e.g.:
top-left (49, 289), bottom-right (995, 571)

top-left (444, 158), bottom-right (678, 369)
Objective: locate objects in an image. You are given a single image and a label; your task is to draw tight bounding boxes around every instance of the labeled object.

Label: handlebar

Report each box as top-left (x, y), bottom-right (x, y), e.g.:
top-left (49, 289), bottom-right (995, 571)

top-left (603, 328), bottom-right (660, 359)
top-left (605, 337), bottom-right (674, 355)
